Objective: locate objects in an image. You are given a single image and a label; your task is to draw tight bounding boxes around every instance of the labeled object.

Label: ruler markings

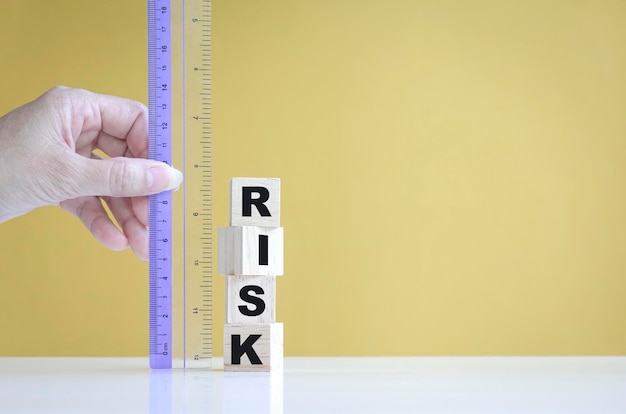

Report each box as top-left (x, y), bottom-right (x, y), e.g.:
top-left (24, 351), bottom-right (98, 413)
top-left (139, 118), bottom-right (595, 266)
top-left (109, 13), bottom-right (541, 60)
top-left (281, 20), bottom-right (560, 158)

top-left (148, 0), bottom-right (173, 370)
top-left (148, 0), bottom-right (212, 370)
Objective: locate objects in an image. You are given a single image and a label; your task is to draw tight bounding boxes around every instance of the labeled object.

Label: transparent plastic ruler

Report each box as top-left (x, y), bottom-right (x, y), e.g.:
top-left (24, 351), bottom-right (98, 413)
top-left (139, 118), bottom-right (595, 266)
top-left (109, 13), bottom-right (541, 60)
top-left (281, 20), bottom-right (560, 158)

top-left (148, 0), bottom-right (212, 369)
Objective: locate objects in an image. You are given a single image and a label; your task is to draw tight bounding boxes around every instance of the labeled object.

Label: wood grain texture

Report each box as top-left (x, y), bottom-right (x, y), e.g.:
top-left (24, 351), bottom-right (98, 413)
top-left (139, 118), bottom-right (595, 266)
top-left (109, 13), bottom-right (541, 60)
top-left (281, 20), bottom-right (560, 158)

top-left (218, 226), bottom-right (284, 276)
top-left (226, 275), bottom-right (276, 324)
top-left (224, 323), bottom-right (284, 372)
top-left (230, 177), bottom-right (281, 227)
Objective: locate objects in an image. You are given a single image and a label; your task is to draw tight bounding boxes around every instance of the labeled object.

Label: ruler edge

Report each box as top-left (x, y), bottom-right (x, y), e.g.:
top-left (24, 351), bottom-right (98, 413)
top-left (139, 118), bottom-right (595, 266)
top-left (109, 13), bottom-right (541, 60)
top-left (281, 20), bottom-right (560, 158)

top-left (148, 0), bottom-right (213, 370)
top-left (148, 0), bottom-right (174, 370)
top-left (182, 0), bottom-right (214, 369)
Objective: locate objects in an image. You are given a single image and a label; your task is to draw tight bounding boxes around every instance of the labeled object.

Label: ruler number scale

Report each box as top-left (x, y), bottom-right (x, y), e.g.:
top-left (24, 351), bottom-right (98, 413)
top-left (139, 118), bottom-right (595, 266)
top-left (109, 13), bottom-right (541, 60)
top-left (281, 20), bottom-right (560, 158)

top-left (148, 0), bottom-right (173, 370)
top-left (148, 0), bottom-right (212, 370)
top-left (183, 0), bottom-right (213, 368)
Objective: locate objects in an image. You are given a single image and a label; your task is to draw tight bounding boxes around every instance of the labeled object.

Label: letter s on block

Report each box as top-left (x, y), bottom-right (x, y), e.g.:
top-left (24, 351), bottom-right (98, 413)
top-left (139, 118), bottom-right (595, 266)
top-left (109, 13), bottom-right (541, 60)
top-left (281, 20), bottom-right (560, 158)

top-left (238, 285), bottom-right (266, 317)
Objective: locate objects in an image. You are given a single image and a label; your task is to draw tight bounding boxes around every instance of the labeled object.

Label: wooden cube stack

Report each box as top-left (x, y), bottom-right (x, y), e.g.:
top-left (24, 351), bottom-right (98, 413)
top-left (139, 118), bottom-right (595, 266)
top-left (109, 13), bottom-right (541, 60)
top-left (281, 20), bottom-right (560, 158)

top-left (218, 178), bottom-right (283, 371)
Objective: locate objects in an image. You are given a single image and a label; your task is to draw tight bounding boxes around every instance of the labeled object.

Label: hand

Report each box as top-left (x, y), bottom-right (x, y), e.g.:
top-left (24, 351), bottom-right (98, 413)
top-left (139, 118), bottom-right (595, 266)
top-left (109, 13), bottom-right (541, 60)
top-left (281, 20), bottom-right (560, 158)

top-left (0, 86), bottom-right (183, 261)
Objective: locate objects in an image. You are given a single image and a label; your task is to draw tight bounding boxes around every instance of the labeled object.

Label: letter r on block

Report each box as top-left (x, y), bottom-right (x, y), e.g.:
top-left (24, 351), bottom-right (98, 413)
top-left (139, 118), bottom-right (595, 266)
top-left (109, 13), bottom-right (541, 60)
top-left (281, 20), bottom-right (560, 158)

top-left (230, 178), bottom-right (280, 227)
top-left (242, 187), bottom-right (271, 217)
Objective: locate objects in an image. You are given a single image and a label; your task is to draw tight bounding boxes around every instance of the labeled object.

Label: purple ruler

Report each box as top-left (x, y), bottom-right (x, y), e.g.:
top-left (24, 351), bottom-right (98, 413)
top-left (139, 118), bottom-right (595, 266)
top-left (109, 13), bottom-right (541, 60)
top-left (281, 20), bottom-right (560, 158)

top-left (148, 0), bottom-right (173, 369)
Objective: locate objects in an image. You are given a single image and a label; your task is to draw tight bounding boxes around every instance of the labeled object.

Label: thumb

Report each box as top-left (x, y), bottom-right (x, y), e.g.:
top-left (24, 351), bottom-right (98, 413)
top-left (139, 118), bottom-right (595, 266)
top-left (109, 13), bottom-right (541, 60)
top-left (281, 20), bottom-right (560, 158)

top-left (70, 156), bottom-right (183, 198)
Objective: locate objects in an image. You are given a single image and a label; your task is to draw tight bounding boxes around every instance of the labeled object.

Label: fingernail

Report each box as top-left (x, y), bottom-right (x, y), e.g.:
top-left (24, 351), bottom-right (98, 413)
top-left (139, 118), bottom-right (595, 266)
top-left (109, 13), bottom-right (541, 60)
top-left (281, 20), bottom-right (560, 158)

top-left (148, 166), bottom-right (184, 192)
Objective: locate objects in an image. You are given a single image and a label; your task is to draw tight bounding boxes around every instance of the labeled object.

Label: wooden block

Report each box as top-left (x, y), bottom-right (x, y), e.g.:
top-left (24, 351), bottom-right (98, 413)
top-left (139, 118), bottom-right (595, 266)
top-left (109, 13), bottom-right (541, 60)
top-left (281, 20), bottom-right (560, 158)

top-left (231, 177), bottom-right (281, 227)
top-left (224, 323), bottom-right (283, 372)
top-left (218, 226), bottom-right (284, 276)
top-left (226, 275), bottom-right (276, 324)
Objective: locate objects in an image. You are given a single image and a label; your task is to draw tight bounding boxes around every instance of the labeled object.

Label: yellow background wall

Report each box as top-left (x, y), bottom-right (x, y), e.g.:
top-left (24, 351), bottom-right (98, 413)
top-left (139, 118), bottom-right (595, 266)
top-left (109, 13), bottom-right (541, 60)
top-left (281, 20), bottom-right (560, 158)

top-left (1, 0), bottom-right (625, 356)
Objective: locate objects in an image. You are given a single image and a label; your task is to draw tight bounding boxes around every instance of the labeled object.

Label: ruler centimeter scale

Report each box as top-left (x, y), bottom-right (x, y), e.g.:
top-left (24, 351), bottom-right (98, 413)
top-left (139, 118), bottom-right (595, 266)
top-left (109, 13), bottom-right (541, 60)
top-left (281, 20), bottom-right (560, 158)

top-left (148, 0), bottom-right (212, 369)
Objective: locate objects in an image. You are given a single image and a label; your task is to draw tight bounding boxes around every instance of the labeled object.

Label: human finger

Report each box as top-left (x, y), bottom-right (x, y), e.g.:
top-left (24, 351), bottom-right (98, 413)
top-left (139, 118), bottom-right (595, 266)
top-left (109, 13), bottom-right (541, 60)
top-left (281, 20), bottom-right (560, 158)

top-left (104, 196), bottom-right (148, 261)
top-left (64, 155), bottom-right (182, 199)
top-left (60, 196), bottom-right (129, 252)
top-left (64, 88), bottom-right (149, 158)
top-left (75, 130), bottom-right (130, 160)
top-left (132, 196), bottom-right (149, 227)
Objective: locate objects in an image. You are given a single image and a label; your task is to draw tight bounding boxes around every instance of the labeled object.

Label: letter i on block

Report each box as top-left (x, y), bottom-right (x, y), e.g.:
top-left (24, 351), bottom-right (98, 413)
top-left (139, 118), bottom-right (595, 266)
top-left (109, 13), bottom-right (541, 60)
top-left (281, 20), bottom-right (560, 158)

top-left (219, 178), bottom-right (284, 372)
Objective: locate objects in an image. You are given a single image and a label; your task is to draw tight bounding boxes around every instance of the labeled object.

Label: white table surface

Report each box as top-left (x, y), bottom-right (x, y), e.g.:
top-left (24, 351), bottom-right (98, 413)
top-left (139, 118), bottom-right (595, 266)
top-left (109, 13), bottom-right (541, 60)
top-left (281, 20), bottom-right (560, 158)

top-left (0, 357), bottom-right (624, 413)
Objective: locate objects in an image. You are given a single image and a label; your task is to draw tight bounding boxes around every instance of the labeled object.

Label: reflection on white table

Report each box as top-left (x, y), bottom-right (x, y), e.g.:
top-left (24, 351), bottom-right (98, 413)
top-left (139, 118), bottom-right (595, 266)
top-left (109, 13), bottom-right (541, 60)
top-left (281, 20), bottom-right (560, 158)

top-left (0, 357), bottom-right (625, 413)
